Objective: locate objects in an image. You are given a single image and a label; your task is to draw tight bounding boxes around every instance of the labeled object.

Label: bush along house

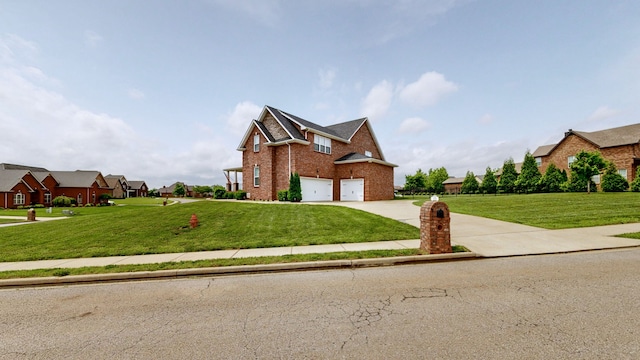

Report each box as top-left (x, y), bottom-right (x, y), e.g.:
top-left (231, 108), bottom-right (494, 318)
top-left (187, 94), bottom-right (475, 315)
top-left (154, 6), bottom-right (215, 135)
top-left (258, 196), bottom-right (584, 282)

top-left (236, 105), bottom-right (397, 202)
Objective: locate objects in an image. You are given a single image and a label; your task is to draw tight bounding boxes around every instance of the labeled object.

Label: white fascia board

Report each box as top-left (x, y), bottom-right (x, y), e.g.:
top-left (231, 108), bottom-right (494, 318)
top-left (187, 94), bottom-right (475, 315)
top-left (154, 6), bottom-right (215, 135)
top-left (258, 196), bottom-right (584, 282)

top-left (236, 119), bottom-right (271, 151)
top-left (267, 139), bottom-right (310, 146)
top-left (361, 119), bottom-right (387, 162)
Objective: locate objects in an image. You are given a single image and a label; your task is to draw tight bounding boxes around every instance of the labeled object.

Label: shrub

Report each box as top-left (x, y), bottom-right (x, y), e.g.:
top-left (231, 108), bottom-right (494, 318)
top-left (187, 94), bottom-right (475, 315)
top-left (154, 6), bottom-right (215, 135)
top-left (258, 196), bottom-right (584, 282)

top-left (277, 190), bottom-right (289, 201)
top-left (214, 188), bottom-right (227, 199)
top-left (289, 173), bottom-right (302, 202)
top-left (32, 204), bottom-right (45, 208)
top-left (52, 196), bottom-right (73, 207)
top-left (99, 193), bottom-right (112, 200)
top-left (601, 163), bottom-right (629, 192)
top-left (234, 190), bottom-right (247, 200)
top-left (632, 172), bottom-right (640, 192)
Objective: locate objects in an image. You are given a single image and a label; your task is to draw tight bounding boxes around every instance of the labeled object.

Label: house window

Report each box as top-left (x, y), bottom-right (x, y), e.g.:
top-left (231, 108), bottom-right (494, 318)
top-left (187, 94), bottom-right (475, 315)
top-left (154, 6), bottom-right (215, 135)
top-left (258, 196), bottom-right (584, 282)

top-left (254, 166), bottom-right (260, 187)
top-left (77, 193), bottom-right (83, 205)
top-left (313, 134), bottom-right (331, 154)
top-left (253, 134), bottom-right (260, 152)
top-left (44, 193), bottom-right (51, 204)
top-left (618, 169), bottom-right (628, 179)
top-left (535, 157), bottom-right (542, 167)
top-left (365, 151), bottom-right (372, 157)
top-left (568, 156), bottom-right (576, 167)
top-left (14, 192), bottom-right (25, 206)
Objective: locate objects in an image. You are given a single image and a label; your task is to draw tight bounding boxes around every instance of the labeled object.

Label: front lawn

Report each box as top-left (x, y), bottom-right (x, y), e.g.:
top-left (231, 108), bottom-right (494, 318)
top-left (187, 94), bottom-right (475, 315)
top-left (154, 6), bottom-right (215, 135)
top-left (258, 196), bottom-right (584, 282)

top-left (0, 201), bottom-right (419, 262)
top-left (410, 192), bottom-right (640, 229)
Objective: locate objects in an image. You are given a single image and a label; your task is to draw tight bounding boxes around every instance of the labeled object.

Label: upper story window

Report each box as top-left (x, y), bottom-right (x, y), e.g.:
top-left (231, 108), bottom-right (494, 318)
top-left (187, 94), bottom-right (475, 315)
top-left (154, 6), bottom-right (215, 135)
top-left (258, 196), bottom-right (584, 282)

top-left (314, 134), bottom-right (331, 154)
top-left (253, 134), bottom-right (260, 152)
top-left (568, 155), bottom-right (576, 167)
top-left (365, 150), bottom-right (372, 157)
top-left (535, 157), bottom-right (542, 167)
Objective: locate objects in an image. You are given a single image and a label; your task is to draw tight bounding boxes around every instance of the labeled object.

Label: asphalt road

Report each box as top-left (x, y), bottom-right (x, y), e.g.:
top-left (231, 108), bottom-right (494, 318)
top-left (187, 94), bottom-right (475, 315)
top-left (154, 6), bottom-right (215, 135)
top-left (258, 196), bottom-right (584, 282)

top-left (1, 249), bottom-right (639, 359)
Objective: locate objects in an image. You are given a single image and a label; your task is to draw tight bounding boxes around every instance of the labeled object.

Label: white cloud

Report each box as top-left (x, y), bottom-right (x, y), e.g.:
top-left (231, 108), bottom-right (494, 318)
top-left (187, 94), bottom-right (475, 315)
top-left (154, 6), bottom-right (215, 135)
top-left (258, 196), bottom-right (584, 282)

top-left (360, 80), bottom-right (394, 122)
top-left (399, 71), bottom-right (458, 107)
top-left (478, 113), bottom-right (494, 125)
top-left (225, 101), bottom-right (262, 137)
top-left (587, 106), bottom-right (620, 122)
top-left (398, 117), bottom-right (430, 134)
top-left (318, 68), bottom-right (336, 89)
top-left (127, 88), bottom-right (145, 100)
top-left (84, 30), bottom-right (103, 48)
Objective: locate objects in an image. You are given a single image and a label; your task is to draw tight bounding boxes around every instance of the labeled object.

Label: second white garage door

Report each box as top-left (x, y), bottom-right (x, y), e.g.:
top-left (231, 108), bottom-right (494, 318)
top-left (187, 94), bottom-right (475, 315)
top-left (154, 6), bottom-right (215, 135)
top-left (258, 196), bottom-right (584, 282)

top-left (300, 178), bottom-right (333, 202)
top-left (340, 179), bottom-right (364, 201)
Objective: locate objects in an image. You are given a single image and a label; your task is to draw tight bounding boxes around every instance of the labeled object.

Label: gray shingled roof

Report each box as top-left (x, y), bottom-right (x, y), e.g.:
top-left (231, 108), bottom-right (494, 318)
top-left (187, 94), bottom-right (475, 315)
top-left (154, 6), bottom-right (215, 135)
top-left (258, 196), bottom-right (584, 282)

top-left (532, 144), bottom-right (556, 157)
top-left (334, 152), bottom-right (370, 162)
top-left (571, 123), bottom-right (640, 148)
top-left (0, 170), bottom-right (33, 192)
top-left (326, 118), bottom-right (367, 141)
top-left (128, 181), bottom-right (146, 190)
top-left (267, 106), bottom-right (366, 142)
top-left (49, 171), bottom-right (104, 188)
top-left (0, 163), bottom-right (48, 172)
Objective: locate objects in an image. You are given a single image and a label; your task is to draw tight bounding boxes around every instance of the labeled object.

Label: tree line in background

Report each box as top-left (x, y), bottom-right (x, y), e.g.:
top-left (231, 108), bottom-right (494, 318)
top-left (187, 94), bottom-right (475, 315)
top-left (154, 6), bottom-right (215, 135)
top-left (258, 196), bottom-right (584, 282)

top-left (405, 150), bottom-right (640, 195)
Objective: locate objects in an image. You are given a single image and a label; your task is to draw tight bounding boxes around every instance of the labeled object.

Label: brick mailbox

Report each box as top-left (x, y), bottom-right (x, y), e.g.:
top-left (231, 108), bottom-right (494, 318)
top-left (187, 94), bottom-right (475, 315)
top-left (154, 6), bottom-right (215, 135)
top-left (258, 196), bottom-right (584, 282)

top-left (420, 200), bottom-right (452, 254)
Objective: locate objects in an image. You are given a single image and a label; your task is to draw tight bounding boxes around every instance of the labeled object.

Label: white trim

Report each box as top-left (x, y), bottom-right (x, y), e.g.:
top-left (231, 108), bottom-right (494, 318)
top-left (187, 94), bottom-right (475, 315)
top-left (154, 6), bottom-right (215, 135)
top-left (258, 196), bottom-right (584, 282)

top-left (334, 157), bottom-right (398, 167)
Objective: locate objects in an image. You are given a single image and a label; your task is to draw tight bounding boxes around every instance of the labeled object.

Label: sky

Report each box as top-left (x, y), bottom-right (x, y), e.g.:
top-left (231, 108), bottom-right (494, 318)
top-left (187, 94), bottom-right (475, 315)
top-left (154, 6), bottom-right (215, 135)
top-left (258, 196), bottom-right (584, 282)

top-left (1, 0), bottom-right (639, 188)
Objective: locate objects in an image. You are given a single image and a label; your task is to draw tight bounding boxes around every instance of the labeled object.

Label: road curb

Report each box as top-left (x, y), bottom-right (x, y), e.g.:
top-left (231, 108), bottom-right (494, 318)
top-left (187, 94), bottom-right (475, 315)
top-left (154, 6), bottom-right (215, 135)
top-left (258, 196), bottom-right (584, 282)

top-left (0, 252), bottom-right (477, 289)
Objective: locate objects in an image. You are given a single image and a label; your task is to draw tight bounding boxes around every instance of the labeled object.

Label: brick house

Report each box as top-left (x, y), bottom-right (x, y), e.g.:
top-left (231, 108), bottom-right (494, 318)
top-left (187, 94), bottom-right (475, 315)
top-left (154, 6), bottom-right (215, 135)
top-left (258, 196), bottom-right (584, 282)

top-left (236, 105), bottom-right (397, 201)
top-left (0, 170), bottom-right (47, 208)
top-left (48, 171), bottom-right (112, 205)
top-left (532, 123), bottom-right (640, 183)
top-left (105, 175), bottom-right (128, 198)
top-left (128, 181), bottom-right (148, 197)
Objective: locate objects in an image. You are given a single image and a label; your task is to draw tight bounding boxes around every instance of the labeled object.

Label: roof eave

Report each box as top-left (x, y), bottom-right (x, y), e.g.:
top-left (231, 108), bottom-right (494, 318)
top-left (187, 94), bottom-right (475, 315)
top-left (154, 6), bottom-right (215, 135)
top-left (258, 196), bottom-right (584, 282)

top-left (334, 158), bottom-right (398, 167)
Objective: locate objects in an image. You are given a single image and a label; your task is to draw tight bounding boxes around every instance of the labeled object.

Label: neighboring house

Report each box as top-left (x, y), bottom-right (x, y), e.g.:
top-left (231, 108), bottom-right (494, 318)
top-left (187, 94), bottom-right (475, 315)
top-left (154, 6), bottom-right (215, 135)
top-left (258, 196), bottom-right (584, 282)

top-left (236, 105), bottom-right (397, 201)
top-left (49, 170), bottom-right (112, 206)
top-left (128, 181), bottom-right (148, 197)
top-left (105, 175), bottom-right (128, 199)
top-left (0, 170), bottom-right (47, 208)
top-left (443, 175), bottom-right (483, 194)
top-left (158, 182), bottom-right (191, 197)
top-left (533, 123), bottom-right (640, 183)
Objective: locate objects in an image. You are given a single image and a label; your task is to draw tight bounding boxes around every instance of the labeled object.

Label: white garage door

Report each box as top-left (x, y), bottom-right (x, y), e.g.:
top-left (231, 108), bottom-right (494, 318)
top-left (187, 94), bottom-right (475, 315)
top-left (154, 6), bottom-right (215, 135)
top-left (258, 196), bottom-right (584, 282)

top-left (341, 179), bottom-right (364, 201)
top-left (300, 178), bottom-right (333, 202)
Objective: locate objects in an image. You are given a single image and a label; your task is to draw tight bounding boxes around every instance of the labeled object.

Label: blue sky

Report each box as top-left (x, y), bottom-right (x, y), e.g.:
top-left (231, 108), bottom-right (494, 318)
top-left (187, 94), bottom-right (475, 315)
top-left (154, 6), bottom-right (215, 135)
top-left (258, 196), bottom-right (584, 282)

top-left (1, 0), bottom-right (639, 188)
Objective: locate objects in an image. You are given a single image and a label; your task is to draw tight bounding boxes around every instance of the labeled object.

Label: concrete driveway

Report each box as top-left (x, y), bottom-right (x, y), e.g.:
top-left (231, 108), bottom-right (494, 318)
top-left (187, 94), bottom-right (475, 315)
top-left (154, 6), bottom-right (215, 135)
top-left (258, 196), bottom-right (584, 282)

top-left (327, 200), bottom-right (640, 257)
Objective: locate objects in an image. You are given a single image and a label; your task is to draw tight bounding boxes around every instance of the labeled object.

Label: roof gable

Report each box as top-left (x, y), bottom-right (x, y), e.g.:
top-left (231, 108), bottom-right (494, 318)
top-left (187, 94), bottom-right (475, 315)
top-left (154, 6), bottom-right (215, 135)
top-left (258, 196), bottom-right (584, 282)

top-left (571, 123), bottom-right (640, 148)
top-left (49, 170), bottom-right (108, 188)
top-left (0, 170), bottom-right (40, 192)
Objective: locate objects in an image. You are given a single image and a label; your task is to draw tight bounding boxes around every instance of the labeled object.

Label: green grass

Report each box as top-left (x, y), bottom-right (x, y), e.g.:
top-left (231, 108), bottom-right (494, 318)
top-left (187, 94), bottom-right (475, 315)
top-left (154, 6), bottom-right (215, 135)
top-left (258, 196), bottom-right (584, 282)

top-left (409, 192), bottom-right (640, 229)
top-left (0, 201), bottom-right (420, 262)
top-left (0, 246), bottom-right (469, 280)
top-left (0, 218), bottom-right (25, 225)
top-left (112, 197), bottom-right (176, 206)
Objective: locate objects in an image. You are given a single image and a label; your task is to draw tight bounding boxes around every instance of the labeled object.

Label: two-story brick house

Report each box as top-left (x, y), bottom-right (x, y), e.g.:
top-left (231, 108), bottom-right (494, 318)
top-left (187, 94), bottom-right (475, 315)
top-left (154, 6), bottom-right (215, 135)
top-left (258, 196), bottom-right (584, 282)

top-left (236, 105), bottom-right (397, 201)
top-left (532, 123), bottom-right (640, 182)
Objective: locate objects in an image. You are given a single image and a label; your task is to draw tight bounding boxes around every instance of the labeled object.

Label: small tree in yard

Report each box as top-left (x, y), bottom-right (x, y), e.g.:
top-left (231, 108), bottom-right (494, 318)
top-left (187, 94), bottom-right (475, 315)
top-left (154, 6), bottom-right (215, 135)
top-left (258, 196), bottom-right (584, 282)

top-left (601, 162), bottom-right (629, 192)
top-left (498, 158), bottom-right (518, 193)
top-left (173, 182), bottom-right (186, 197)
top-left (539, 163), bottom-right (567, 193)
top-left (427, 167), bottom-right (449, 194)
top-left (568, 150), bottom-right (607, 193)
top-left (461, 171), bottom-right (479, 194)
top-left (631, 171), bottom-right (640, 192)
top-left (515, 151), bottom-right (541, 193)
top-left (289, 173), bottom-right (302, 202)
top-left (404, 169), bottom-right (428, 193)
top-left (481, 167), bottom-right (498, 194)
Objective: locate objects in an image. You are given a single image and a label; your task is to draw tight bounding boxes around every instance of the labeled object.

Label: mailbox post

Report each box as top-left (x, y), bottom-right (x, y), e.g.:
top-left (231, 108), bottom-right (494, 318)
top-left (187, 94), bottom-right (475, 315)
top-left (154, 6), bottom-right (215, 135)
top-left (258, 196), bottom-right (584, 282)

top-left (420, 198), bottom-right (452, 254)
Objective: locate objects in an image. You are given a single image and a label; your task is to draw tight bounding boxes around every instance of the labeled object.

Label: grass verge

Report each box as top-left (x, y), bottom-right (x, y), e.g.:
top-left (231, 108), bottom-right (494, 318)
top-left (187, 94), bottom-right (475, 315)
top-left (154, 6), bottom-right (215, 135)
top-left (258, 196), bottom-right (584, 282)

top-left (409, 192), bottom-right (640, 229)
top-left (0, 246), bottom-right (469, 280)
top-left (0, 201), bottom-right (420, 262)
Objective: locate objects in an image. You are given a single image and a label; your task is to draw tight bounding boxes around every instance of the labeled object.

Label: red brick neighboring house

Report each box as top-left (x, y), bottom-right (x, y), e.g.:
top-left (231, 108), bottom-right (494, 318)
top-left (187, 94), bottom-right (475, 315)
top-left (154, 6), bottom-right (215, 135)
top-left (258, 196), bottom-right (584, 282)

top-left (0, 170), bottom-right (47, 208)
top-left (105, 175), bottom-right (129, 198)
top-left (128, 181), bottom-right (148, 197)
top-left (48, 171), bottom-right (112, 205)
top-left (236, 105), bottom-right (397, 201)
top-left (533, 123), bottom-right (640, 183)
top-left (158, 182), bottom-right (192, 197)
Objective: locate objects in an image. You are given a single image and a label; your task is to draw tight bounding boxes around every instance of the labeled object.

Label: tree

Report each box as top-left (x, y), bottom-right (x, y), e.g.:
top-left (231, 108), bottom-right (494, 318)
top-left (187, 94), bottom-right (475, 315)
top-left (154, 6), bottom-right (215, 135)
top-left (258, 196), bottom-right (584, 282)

top-left (601, 162), bottom-right (629, 192)
top-left (427, 167), bottom-right (449, 194)
top-left (568, 150), bottom-right (607, 193)
top-left (515, 151), bottom-right (541, 193)
top-left (539, 163), bottom-right (566, 193)
top-left (173, 182), bottom-right (186, 197)
top-left (631, 171), bottom-right (640, 192)
top-left (289, 173), bottom-right (302, 202)
top-left (461, 171), bottom-right (479, 194)
top-left (193, 185), bottom-right (213, 196)
top-left (481, 167), bottom-right (497, 194)
top-left (404, 169), bottom-right (428, 193)
top-left (498, 158), bottom-right (518, 193)
top-left (148, 188), bottom-right (160, 197)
